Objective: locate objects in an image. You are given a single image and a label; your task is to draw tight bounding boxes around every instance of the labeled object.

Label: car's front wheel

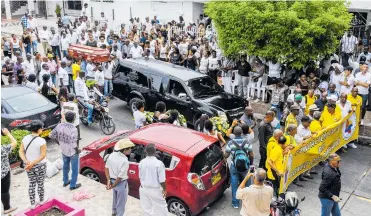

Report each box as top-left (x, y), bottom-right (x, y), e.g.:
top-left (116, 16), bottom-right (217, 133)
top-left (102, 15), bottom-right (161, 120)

top-left (168, 198), bottom-right (190, 216)
top-left (82, 168), bottom-right (101, 183)
top-left (128, 97), bottom-right (142, 113)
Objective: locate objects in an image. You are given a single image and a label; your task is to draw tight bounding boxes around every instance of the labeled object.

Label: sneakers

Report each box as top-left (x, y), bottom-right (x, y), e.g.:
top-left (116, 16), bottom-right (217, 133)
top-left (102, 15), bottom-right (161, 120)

top-left (40, 197), bottom-right (49, 205)
top-left (232, 203), bottom-right (239, 209)
top-left (348, 143), bottom-right (357, 149)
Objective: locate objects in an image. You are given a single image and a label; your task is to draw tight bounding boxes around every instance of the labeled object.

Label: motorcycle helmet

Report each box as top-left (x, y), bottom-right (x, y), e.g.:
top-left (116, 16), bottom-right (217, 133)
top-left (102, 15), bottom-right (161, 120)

top-left (285, 192), bottom-right (299, 209)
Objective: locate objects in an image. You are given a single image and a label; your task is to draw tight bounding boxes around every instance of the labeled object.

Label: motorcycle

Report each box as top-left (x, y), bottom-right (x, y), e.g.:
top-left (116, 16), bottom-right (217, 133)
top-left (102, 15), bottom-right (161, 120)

top-left (78, 97), bottom-right (116, 135)
top-left (266, 181), bottom-right (305, 216)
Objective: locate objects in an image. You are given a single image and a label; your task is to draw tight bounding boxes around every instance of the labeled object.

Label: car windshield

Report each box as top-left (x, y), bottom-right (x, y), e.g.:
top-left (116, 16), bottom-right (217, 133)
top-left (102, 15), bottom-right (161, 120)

top-left (5, 93), bottom-right (49, 113)
top-left (186, 77), bottom-right (224, 98)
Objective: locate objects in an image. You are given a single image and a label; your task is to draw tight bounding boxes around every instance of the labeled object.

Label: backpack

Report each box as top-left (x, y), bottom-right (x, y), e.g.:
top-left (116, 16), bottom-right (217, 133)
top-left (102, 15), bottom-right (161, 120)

top-left (231, 140), bottom-right (250, 172)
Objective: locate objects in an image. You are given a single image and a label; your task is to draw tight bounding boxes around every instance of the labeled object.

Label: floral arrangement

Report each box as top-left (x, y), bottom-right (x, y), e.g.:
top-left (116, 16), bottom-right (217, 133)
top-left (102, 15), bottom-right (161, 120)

top-left (144, 111), bottom-right (154, 123)
top-left (1, 130), bottom-right (30, 164)
top-left (210, 114), bottom-right (230, 135)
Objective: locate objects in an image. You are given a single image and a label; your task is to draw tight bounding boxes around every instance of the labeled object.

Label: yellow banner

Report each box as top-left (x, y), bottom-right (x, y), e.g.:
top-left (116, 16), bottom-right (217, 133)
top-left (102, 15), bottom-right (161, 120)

top-left (279, 107), bottom-right (360, 193)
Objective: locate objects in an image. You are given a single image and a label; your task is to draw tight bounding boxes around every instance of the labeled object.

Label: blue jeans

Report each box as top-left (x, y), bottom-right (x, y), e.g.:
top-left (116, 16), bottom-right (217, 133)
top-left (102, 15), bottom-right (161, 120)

top-left (360, 94), bottom-right (368, 119)
top-left (104, 79), bottom-right (113, 96)
top-left (24, 43), bottom-right (31, 54)
top-left (85, 102), bottom-right (94, 124)
top-left (51, 74), bottom-right (56, 85)
top-left (13, 47), bottom-right (22, 55)
top-left (271, 104), bottom-right (281, 120)
top-left (62, 50), bottom-right (68, 57)
top-left (32, 41), bottom-right (38, 54)
top-left (230, 164), bottom-right (250, 206)
top-left (62, 154), bottom-right (79, 188)
top-left (320, 198), bottom-right (341, 216)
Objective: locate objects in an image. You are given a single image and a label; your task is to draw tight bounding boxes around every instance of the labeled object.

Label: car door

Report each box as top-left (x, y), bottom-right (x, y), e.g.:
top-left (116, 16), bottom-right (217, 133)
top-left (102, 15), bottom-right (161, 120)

top-left (146, 74), bottom-right (167, 110)
top-left (164, 79), bottom-right (194, 124)
top-left (112, 65), bottom-right (131, 99)
top-left (127, 142), bottom-right (146, 198)
top-left (127, 69), bottom-right (151, 102)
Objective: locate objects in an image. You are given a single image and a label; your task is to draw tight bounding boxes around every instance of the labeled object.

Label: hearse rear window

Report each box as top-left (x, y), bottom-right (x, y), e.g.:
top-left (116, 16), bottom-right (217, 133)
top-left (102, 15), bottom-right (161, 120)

top-left (190, 142), bottom-right (223, 175)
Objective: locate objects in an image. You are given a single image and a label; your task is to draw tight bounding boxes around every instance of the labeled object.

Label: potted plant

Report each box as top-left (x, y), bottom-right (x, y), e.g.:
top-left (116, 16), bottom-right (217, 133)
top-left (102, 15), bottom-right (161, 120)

top-left (1, 130), bottom-right (30, 165)
top-left (55, 4), bottom-right (62, 17)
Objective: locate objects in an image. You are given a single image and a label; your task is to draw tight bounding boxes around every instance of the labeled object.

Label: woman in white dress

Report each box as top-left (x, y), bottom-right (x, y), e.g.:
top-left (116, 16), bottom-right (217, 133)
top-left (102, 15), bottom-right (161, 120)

top-left (199, 51), bottom-right (210, 74)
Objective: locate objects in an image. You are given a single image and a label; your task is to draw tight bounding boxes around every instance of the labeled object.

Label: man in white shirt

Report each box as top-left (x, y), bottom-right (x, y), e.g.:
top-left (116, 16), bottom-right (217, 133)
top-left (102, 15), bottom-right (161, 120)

top-left (295, 116), bottom-right (312, 145)
top-left (103, 60), bottom-right (114, 97)
top-left (86, 58), bottom-right (96, 79)
top-left (340, 32), bottom-right (358, 67)
top-left (61, 93), bottom-right (80, 143)
top-left (39, 26), bottom-right (50, 55)
top-left (50, 28), bottom-right (61, 59)
top-left (330, 64), bottom-right (343, 93)
top-left (70, 29), bottom-right (79, 45)
top-left (28, 15), bottom-right (38, 32)
top-left (74, 71), bottom-right (94, 124)
top-left (339, 66), bottom-right (355, 94)
top-left (111, 45), bottom-right (123, 61)
top-left (99, 12), bottom-right (108, 29)
top-left (357, 46), bottom-right (371, 66)
top-left (22, 53), bottom-right (35, 77)
top-left (58, 61), bottom-right (69, 88)
top-left (143, 17), bottom-right (152, 34)
top-left (139, 144), bottom-right (168, 216)
top-left (287, 89), bottom-right (306, 109)
top-left (129, 42), bottom-right (143, 58)
top-left (94, 66), bottom-right (105, 94)
top-left (105, 139), bottom-right (134, 216)
top-left (354, 63), bottom-right (371, 123)
top-left (39, 64), bottom-right (51, 84)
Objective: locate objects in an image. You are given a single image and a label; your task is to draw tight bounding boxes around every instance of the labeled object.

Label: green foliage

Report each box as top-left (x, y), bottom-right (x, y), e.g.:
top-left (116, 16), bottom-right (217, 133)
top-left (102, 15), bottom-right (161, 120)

top-left (55, 4), bottom-right (61, 16)
top-left (205, 0), bottom-right (352, 68)
top-left (1, 130), bottom-right (30, 164)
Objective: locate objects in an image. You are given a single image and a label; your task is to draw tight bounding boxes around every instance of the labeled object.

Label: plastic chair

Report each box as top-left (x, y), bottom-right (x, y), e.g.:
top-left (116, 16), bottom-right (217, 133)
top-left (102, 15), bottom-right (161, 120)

top-left (289, 86), bottom-right (296, 95)
top-left (259, 74), bottom-right (269, 102)
top-left (246, 71), bottom-right (255, 98)
top-left (230, 70), bottom-right (239, 94)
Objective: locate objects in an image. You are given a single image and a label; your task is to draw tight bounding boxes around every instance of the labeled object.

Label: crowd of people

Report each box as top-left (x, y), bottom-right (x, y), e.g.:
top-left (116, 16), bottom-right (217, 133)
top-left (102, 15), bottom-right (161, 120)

top-left (1, 5), bottom-right (370, 216)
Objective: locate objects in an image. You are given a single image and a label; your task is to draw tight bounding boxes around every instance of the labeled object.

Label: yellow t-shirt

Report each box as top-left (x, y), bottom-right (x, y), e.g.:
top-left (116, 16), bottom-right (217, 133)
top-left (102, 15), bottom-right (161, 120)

top-left (72, 64), bottom-right (80, 80)
top-left (267, 145), bottom-right (284, 180)
top-left (305, 95), bottom-right (317, 115)
top-left (323, 104), bottom-right (342, 118)
top-left (347, 94), bottom-right (362, 107)
top-left (285, 113), bottom-right (297, 133)
top-left (309, 119), bottom-right (322, 133)
top-left (284, 134), bottom-right (297, 147)
top-left (266, 137), bottom-right (278, 169)
top-left (320, 108), bottom-right (342, 128)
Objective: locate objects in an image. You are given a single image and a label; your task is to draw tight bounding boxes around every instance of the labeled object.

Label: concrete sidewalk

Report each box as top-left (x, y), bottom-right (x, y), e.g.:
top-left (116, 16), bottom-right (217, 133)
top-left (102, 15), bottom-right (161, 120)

top-left (4, 169), bottom-right (173, 216)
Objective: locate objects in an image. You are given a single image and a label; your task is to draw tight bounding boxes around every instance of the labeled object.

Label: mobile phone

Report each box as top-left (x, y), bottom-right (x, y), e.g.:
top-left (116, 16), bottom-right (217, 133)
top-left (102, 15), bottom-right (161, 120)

top-left (249, 166), bottom-right (255, 173)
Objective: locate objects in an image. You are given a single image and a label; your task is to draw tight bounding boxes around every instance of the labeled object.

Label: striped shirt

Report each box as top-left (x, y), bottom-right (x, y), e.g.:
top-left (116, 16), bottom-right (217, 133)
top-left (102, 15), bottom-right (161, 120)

top-left (49, 122), bottom-right (78, 157)
top-left (341, 35), bottom-right (358, 53)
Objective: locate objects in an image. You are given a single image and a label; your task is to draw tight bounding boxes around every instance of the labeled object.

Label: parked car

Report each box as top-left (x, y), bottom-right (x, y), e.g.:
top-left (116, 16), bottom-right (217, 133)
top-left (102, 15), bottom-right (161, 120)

top-left (1, 86), bottom-right (61, 137)
top-left (112, 58), bottom-right (247, 128)
top-left (79, 124), bottom-right (230, 216)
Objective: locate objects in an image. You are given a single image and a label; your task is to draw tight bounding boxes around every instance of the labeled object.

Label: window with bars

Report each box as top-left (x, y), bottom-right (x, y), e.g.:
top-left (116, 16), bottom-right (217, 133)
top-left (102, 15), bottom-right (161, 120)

top-left (67, 0), bottom-right (82, 10)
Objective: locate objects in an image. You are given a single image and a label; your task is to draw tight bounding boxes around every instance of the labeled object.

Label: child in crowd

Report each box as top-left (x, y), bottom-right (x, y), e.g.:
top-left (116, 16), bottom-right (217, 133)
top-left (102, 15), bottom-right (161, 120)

top-left (133, 100), bottom-right (147, 129)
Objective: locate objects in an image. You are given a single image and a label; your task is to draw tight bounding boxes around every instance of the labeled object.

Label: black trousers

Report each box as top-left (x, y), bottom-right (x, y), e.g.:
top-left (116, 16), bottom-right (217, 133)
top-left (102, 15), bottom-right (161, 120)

top-left (1, 171), bottom-right (11, 210)
top-left (269, 170), bottom-right (282, 198)
top-left (76, 125), bottom-right (80, 147)
top-left (341, 52), bottom-right (351, 67)
top-left (259, 146), bottom-right (267, 171)
top-left (209, 69), bottom-right (219, 83)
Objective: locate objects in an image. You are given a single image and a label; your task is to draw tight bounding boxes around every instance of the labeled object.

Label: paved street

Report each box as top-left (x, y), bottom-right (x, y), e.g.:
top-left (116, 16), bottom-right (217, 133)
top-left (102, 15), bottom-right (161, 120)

top-left (43, 98), bottom-right (371, 216)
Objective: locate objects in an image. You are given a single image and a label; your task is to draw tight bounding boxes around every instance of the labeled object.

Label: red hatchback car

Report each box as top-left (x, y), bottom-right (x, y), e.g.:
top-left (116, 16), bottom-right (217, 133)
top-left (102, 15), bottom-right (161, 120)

top-left (79, 124), bottom-right (229, 216)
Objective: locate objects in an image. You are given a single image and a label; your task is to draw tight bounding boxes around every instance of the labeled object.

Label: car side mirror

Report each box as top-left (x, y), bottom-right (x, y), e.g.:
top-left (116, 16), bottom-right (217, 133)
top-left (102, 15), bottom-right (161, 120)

top-left (178, 93), bottom-right (187, 101)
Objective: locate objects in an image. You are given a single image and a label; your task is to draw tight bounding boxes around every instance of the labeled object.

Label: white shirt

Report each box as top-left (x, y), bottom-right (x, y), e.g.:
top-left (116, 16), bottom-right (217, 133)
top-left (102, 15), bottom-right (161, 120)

top-left (28, 18), bottom-right (37, 29)
top-left (337, 101), bottom-right (352, 118)
top-left (105, 151), bottom-right (129, 180)
top-left (74, 77), bottom-right (89, 101)
top-left (339, 74), bottom-right (354, 95)
top-left (143, 21), bottom-right (152, 34)
top-left (355, 72), bottom-right (371, 95)
top-left (341, 35), bottom-right (358, 53)
top-left (95, 71), bottom-right (105, 86)
top-left (39, 30), bottom-right (50, 43)
top-left (61, 101), bottom-right (80, 126)
top-left (159, 46), bottom-right (167, 59)
top-left (295, 124), bottom-right (311, 144)
top-left (178, 43), bottom-right (189, 56)
top-left (133, 110), bottom-right (146, 128)
top-left (58, 67), bottom-right (69, 86)
top-left (199, 57), bottom-right (209, 73)
top-left (97, 41), bottom-right (108, 48)
top-left (103, 62), bottom-right (113, 79)
top-left (130, 46), bottom-right (143, 58)
top-left (112, 50), bottom-right (123, 60)
top-left (39, 69), bottom-right (50, 84)
top-left (268, 61), bottom-right (281, 78)
top-left (50, 33), bottom-right (60, 46)
top-left (209, 57), bottom-right (219, 70)
top-left (22, 59), bottom-right (35, 76)
top-left (139, 156), bottom-right (166, 188)
top-left (70, 32), bottom-right (79, 44)
top-left (22, 135), bottom-right (47, 164)
top-left (330, 73), bottom-right (343, 93)
top-left (86, 63), bottom-right (96, 78)
top-left (61, 36), bottom-right (70, 50)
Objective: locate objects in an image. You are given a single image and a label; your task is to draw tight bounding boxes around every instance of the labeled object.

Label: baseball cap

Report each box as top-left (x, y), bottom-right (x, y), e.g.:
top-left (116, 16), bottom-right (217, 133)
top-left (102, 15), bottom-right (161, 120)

top-left (295, 94), bottom-right (303, 101)
top-left (328, 95), bottom-right (338, 102)
top-left (308, 104), bottom-right (319, 111)
top-left (291, 104), bottom-right (300, 111)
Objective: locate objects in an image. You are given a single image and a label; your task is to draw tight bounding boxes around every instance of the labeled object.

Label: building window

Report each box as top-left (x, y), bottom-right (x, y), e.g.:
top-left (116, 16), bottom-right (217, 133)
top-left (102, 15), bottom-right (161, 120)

top-left (67, 0), bottom-right (82, 10)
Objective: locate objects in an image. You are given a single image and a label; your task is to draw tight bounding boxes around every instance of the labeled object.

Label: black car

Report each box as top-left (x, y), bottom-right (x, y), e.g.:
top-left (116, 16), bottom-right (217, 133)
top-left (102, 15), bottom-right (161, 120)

top-left (1, 86), bottom-right (61, 137)
top-left (112, 58), bottom-right (247, 127)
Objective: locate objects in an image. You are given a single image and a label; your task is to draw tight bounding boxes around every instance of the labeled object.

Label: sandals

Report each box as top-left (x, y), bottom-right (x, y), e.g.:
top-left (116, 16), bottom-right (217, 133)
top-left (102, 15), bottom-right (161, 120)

top-left (4, 207), bottom-right (17, 214)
